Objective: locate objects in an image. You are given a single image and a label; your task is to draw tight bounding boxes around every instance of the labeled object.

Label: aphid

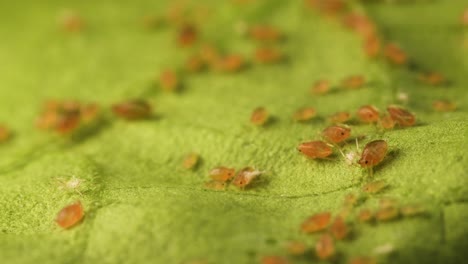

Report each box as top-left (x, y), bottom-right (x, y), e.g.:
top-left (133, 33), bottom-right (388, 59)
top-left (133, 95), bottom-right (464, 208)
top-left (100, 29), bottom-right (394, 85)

top-left (328, 111), bottom-right (351, 124)
top-left (384, 43), bottom-right (407, 65)
top-left (293, 107), bottom-right (317, 122)
top-left (159, 69), bottom-right (179, 92)
top-left (418, 72), bottom-right (446, 86)
top-left (356, 105), bottom-right (380, 123)
top-left (55, 201), bottom-right (84, 229)
top-left (376, 206), bottom-right (399, 221)
top-left (209, 167), bottom-right (235, 182)
top-left (204, 180), bottom-right (226, 191)
top-left (330, 217), bottom-right (348, 240)
top-left (341, 75), bottom-right (365, 89)
top-left (357, 209), bottom-right (373, 222)
top-left (315, 234), bottom-right (335, 260)
top-left (321, 125), bottom-right (351, 144)
top-left (379, 114), bottom-right (395, 130)
top-left (358, 140), bottom-right (388, 177)
top-left (363, 35), bottom-right (381, 58)
top-left (310, 79), bottom-right (331, 95)
top-left (462, 8), bottom-right (468, 26)
top-left (286, 241), bottom-right (307, 255)
top-left (250, 107), bottom-right (270, 126)
top-left (232, 167), bottom-right (263, 189)
top-left (177, 24), bottom-right (197, 47)
top-left (56, 176), bottom-right (85, 195)
top-left (254, 47), bottom-right (283, 64)
top-left (0, 125), bottom-right (11, 143)
top-left (54, 108), bottom-right (82, 134)
top-left (432, 100), bottom-right (457, 112)
top-left (343, 13), bottom-right (376, 39)
top-left (297, 141), bottom-right (333, 159)
top-left (183, 153), bottom-right (200, 170)
top-left (348, 256), bottom-right (377, 264)
top-left (387, 105), bottom-right (416, 127)
top-left (58, 10), bottom-right (84, 33)
top-left (215, 54), bottom-right (245, 72)
top-left (300, 212), bottom-right (331, 233)
top-left (261, 256), bottom-right (289, 264)
top-left (112, 99), bottom-right (152, 120)
top-left (362, 180), bottom-right (387, 194)
top-left (400, 204), bottom-right (426, 217)
top-left (185, 55), bottom-right (205, 73)
top-left (249, 24), bottom-right (282, 42)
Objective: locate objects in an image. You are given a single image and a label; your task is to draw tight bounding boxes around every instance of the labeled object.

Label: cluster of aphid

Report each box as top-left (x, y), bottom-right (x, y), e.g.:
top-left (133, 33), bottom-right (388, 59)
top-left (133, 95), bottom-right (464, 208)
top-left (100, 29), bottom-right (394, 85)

top-left (204, 166), bottom-right (265, 191)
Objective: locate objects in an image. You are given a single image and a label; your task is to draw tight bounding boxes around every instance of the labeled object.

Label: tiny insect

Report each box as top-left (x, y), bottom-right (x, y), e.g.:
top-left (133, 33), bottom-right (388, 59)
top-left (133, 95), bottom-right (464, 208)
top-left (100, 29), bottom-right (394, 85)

top-left (400, 204), bottom-right (426, 217)
top-left (330, 217), bottom-right (348, 240)
top-left (376, 206), bottom-right (399, 221)
top-left (343, 13), bottom-right (376, 39)
top-left (209, 167), bottom-right (235, 182)
top-left (286, 241), bottom-right (307, 255)
top-left (215, 54), bottom-right (245, 72)
top-left (204, 180), bottom-right (227, 191)
top-left (310, 79), bottom-right (331, 95)
top-left (293, 107), bottom-right (317, 122)
top-left (56, 176), bottom-right (86, 195)
top-left (418, 72), bottom-right (446, 86)
top-left (379, 114), bottom-right (395, 130)
top-left (54, 107), bottom-right (82, 134)
top-left (348, 256), bottom-right (377, 264)
top-left (177, 24), bottom-right (197, 47)
top-left (58, 10), bottom-right (84, 33)
top-left (315, 234), bottom-right (335, 260)
top-left (254, 47), bottom-right (284, 64)
top-left (301, 212), bottom-right (331, 233)
top-left (260, 256), bottom-right (289, 264)
top-left (183, 153), bottom-right (200, 170)
top-left (250, 107), bottom-right (270, 126)
top-left (159, 69), bottom-right (179, 92)
top-left (362, 180), bottom-right (387, 194)
top-left (357, 209), bottom-right (373, 223)
top-left (357, 105), bottom-right (380, 123)
top-left (249, 24), bottom-right (282, 42)
top-left (341, 75), bottom-right (365, 89)
top-left (112, 99), bottom-right (152, 120)
top-left (358, 140), bottom-right (388, 177)
top-left (321, 125), bottom-right (351, 144)
top-left (232, 167), bottom-right (263, 189)
top-left (297, 140), bottom-right (333, 159)
top-left (387, 105), bottom-right (416, 127)
top-left (185, 55), bottom-right (206, 73)
top-left (384, 43), bottom-right (407, 65)
top-left (55, 201), bottom-right (84, 229)
top-left (0, 125), bottom-right (11, 143)
top-left (432, 100), bottom-right (457, 112)
top-left (363, 35), bottom-right (381, 58)
top-left (328, 111), bottom-right (351, 124)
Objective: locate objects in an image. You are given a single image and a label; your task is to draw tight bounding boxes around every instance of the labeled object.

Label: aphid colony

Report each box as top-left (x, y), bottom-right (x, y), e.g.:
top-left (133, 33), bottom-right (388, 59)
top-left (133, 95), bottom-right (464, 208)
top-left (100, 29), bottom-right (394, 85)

top-left (204, 166), bottom-right (264, 190)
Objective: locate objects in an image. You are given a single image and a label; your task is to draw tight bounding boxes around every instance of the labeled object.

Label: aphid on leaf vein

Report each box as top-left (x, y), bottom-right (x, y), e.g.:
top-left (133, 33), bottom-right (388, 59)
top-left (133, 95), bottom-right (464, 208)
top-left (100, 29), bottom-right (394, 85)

top-left (112, 99), bottom-right (152, 120)
top-left (357, 105), bottom-right (380, 123)
top-left (432, 100), bottom-right (457, 112)
top-left (250, 107), bottom-right (270, 126)
top-left (362, 180), bottom-right (387, 194)
top-left (297, 141), bottom-right (333, 159)
top-left (209, 167), bottom-right (235, 182)
top-left (310, 79), bottom-right (331, 95)
top-left (363, 35), bottom-right (381, 58)
top-left (254, 47), bottom-right (284, 64)
top-left (286, 241), bottom-right (307, 255)
top-left (0, 125), bottom-right (11, 143)
top-left (330, 217), bottom-right (348, 240)
top-left (341, 75), bottom-right (366, 89)
top-left (358, 140), bottom-right (388, 177)
top-left (301, 212), bottom-right (331, 233)
top-left (315, 234), bottom-right (335, 260)
top-left (293, 107), bottom-right (317, 122)
top-left (232, 167), bottom-right (263, 189)
top-left (378, 114), bottom-right (395, 130)
top-left (321, 125), bottom-right (351, 144)
top-left (385, 43), bottom-right (407, 65)
top-left (56, 201), bottom-right (84, 229)
top-left (328, 111), bottom-right (351, 124)
top-left (183, 153), bottom-right (200, 170)
top-left (387, 105), bottom-right (416, 127)
top-left (159, 69), bottom-right (179, 92)
top-left (261, 255), bottom-right (290, 264)
top-left (177, 24), bottom-right (197, 47)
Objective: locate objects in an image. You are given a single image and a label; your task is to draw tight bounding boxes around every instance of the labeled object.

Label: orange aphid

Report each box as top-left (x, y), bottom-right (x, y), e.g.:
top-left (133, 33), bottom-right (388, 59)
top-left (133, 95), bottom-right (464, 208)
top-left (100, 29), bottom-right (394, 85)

top-left (432, 100), bottom-right (457, 112)
top-left (254, 47), bottom-right (284, 64)
top-left (357, 209), bottom-right (373, 222)
top-left (328, 111), bottom-right (351, 124)
top-left (209, 167), bottom-right (235, 182)
top-left (349, 256), bottom-right (377, 264)
top-left (343, 13), bottom-right (376, 39)
top-left (357, 105), bottom-right (380, 123)
top-left (364, 35), bottom-right (381, 58)
top-left (204, 180), bottom-right (226, 191)
top-left (330, 217), bottom-right (348, 240)
top-left (462, 8), bottom-right (468, 26)
top-left (215, 54), bottom-right (245, 72)
top-left (379, 114), bottom-right (395, 130)
top-left (322, 125), bottom-right (351, 144)
top-left (250, 107), bottom-right (270, 126)
top-left (387, 105), bottom-right (416, 127)
top-left (342, 75), bottom-right (366, 89)
top-left (315, 234), bottom-right (335, 260)
top-left (261, 256), bottom-right (289, 264)
top-left (358, 140), bottom-right (388, 169)
top-left (159, 69), bottom-right (179, 92)
top-left (177, 24), bottom-right (197, 47)
top-left (301, 212), bottom-right (331, 233)
top-left (112, 99), bottom-right (152, 120)
top-left (400, 204), bottom-right (426, 217)
top-left (0, 125), bottom-right (11, 143)
top-left (362, 180), bottom-right (387, 194)
top-left (183, 153), bottom-right (200, 170)
top-left (418, 72), bottom-right (446, 86)
top-left (376, 206), bottom-right (399, 221)
top-left (232, 167), bottom-right (263, 189)
top-left (310, 79), bottom-right (331, 95)
top-left (249, 25), bottom-right (282, 42)
top-left (297, 141), bottom-right (333, 159)
top-left (286, 241), bottom-right (307, 255)
top-left (58, 10), bottom-right (84, 33)
top-left (293, 107), bottom-right (317, 122)
top-left (55, 201), bottom-right (84, 229)
top-left (185, 55), bottom-right (205, 73)
top-left (384, 43), bottom-right (408, 65)
top-left (55, 108), bottom-right (81, 134)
